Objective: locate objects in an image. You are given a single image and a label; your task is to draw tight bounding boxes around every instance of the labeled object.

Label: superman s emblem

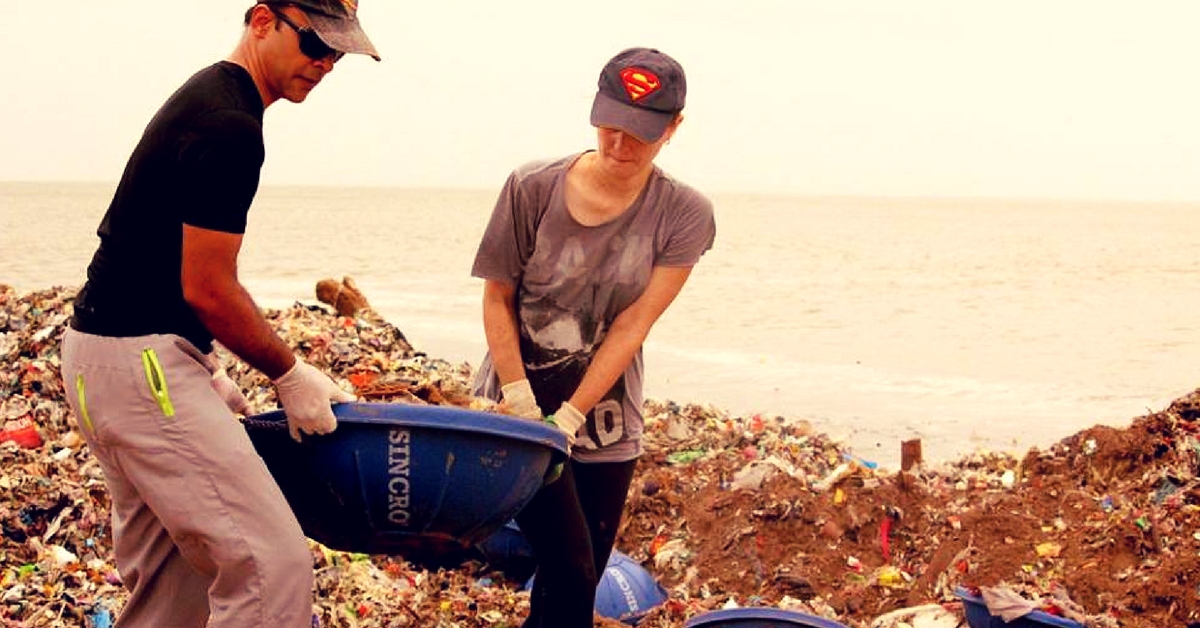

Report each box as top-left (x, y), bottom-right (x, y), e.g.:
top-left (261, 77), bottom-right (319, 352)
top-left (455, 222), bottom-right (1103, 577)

top-left (619, 67), bottom-right (661, 101)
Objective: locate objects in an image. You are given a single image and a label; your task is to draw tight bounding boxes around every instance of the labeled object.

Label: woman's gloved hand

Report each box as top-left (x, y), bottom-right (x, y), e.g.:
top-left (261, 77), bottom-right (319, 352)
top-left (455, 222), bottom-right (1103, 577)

top-left (542, 402), bottom-right (587, 483)
top-left (500, 378), bottom-right (543, 420)
top-left (547, 401), bottom-right (587, 449)
top-left (273, 357), bottom-right (356, 442)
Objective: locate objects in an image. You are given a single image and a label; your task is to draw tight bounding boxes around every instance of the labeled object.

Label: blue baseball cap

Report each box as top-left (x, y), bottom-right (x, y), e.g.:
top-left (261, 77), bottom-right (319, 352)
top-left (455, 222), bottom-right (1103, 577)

top-left (590, 47), bottom-right (687, 143)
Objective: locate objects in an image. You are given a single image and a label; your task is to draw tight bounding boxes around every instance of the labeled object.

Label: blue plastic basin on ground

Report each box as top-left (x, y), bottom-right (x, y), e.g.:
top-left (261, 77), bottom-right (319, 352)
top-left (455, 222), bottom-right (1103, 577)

top-left (522, 549), bottom-right (668, 625)
top-left (955, 587), bottom-right (1084, 628)
top-left (592, 550), bottom-right (669, 625)
top-left (684, 608), bottom-right (849, 628)
top-left (243, 402), bottom-right (568, 563)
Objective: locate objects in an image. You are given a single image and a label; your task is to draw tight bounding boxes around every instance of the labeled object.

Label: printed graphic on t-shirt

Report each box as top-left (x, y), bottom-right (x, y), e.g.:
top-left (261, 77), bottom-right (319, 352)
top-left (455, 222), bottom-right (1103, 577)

top-left (519, 232), bottom-right (653, 450)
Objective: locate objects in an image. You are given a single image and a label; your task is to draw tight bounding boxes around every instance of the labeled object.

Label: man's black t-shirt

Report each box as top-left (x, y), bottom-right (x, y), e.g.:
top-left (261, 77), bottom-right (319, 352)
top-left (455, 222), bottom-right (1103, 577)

top-left (71, 62), bottom-right (265, 353)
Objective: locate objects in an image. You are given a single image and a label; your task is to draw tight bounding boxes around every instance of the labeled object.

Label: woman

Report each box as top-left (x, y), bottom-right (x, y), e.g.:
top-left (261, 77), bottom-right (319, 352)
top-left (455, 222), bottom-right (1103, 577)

top-left (471, 47), bottom-right (716, 627)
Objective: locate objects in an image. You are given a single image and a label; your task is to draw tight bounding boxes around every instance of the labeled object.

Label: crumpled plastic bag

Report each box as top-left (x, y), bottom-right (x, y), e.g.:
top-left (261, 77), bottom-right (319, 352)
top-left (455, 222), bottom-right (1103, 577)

top-left (980, 585), bottom-right (1039, 622)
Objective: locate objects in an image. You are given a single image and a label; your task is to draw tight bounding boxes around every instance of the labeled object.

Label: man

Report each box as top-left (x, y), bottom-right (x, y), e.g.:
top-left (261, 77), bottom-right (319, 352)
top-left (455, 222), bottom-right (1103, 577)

top-left (60, 3), bottom-right (380, 626)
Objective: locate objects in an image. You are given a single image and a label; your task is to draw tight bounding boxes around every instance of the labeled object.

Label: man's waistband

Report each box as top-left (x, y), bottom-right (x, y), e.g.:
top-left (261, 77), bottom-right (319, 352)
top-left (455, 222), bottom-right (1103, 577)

top-left (70, 312), bottom-right (214, 355)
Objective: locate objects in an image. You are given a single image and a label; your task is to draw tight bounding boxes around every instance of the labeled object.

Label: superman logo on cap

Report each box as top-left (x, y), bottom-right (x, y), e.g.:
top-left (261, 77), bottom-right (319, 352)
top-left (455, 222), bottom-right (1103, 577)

top-left (620, 67), bottom-right (661, 102)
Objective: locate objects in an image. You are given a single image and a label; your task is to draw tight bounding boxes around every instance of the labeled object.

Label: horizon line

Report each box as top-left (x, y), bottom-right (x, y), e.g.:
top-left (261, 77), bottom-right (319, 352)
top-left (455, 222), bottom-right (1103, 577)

top-left (2, 178), bottom-right (1199, 206)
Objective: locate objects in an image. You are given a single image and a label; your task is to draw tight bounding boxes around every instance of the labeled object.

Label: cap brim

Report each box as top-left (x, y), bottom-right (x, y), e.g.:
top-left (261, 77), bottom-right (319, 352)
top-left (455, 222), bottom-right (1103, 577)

top-left (589, 91), bottom-right (674, 143)
top-left (307, 13), bottom-right (381, 61)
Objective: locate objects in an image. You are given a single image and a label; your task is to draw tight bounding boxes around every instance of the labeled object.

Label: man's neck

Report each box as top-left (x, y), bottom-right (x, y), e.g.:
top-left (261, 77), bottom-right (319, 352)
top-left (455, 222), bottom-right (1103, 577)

top-left (228, 44), bottom-right (275, 109)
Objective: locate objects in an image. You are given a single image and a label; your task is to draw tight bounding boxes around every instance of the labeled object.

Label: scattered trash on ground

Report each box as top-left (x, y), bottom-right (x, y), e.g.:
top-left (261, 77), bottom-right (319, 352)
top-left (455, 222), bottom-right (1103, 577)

top-left (2, 282), bottom-right (1197, 627)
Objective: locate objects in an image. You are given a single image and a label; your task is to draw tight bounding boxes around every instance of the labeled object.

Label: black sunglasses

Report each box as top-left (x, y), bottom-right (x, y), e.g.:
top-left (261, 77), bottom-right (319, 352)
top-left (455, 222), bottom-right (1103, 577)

top-left (269, 6), bottom-right (344, 62)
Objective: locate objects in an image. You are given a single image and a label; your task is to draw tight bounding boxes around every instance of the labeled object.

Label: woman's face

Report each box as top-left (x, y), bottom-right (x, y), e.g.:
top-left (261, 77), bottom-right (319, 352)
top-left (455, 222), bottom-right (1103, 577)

top-left (593, 116), bottom-right (681, 178)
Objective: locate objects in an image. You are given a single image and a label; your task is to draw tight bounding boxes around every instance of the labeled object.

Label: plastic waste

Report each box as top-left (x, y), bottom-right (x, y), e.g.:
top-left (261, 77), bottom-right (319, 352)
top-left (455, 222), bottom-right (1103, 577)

top-left (1, 416), bottom-right (42, 449)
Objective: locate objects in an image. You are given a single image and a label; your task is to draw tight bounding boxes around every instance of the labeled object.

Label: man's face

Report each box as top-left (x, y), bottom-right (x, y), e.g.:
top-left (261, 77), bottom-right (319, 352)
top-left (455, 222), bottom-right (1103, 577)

top-left (262, 6), bottom-right (340, 103)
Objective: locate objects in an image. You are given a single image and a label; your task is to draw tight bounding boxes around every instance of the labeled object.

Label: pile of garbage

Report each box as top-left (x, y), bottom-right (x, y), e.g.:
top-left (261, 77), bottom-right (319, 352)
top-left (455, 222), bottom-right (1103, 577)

top-left (2, 283), bottom-right (1198, 627)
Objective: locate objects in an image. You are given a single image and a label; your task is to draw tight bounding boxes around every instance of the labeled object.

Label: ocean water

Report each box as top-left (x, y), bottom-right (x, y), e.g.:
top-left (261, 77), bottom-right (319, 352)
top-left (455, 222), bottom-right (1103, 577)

top-left (3, 181), bottom-right (1199, 468)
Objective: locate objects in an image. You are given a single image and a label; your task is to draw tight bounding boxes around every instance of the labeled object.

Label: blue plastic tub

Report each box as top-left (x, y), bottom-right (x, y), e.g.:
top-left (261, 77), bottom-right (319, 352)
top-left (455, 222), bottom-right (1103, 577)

top-left (523, 549), bottom-right (669, 625)
top-left (684, 608), bottom-right (849, 628)
top-left (243, 402), bottom-right (568, 563)
top-left (594, 551), bottom-right (670, 625)
top-left (955, 587), bottom-right (1083, 628)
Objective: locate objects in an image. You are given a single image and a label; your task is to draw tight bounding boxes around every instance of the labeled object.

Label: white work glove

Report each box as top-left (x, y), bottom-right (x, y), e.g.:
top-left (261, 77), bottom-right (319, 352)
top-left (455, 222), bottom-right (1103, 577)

top-left (272, 357), bottom-right (356, 442)
top-left (201, 352), bottom-right (252, 416)
top-left (547, 401), bottom-right (587, 449)
top-left (500, 379), bottom-right (543, 420)
top-left (211, 368), bottom-right (253, 416)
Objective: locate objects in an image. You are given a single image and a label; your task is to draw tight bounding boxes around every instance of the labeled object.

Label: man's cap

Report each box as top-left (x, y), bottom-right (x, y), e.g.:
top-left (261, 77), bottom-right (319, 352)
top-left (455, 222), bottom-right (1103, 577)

top-left (273, 0), bottom-right (380, 61)
top-left (589, 47), bottom-right (686, 143)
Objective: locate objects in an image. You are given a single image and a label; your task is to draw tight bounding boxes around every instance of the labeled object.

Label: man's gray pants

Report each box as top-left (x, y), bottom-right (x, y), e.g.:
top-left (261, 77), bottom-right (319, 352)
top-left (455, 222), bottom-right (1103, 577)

top-left (61, 329), bottom-right (314, 628)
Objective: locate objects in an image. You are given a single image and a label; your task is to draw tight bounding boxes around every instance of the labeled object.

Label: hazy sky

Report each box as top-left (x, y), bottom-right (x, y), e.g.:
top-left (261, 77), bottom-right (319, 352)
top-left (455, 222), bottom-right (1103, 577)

top-left (6, 1), bottom-right (1200, 200)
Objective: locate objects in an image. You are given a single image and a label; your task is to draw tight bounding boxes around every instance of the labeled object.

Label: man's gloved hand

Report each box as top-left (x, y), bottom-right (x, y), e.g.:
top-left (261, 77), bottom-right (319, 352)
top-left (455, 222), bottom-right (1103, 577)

top-left (500, 379), bottom-right (543, 420)
top-left (547, 401), bottom-right (587, 449)
top-left (273, 357), bottom-right (356, 442)
top-left (201, 352), bottom-right (252, 416)
top-left (211, 368), bottom-right (253, 416)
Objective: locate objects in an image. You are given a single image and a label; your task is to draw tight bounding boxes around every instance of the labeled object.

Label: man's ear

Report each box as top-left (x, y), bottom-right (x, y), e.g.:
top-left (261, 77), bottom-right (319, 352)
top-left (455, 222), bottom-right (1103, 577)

top-left (249, 4), bottom-right (276, 35)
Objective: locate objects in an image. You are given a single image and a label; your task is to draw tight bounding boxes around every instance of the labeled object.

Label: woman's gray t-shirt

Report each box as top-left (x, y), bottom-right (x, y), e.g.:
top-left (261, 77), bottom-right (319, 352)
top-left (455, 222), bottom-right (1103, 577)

top-left (471, 152), bottom-right (716, 462)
